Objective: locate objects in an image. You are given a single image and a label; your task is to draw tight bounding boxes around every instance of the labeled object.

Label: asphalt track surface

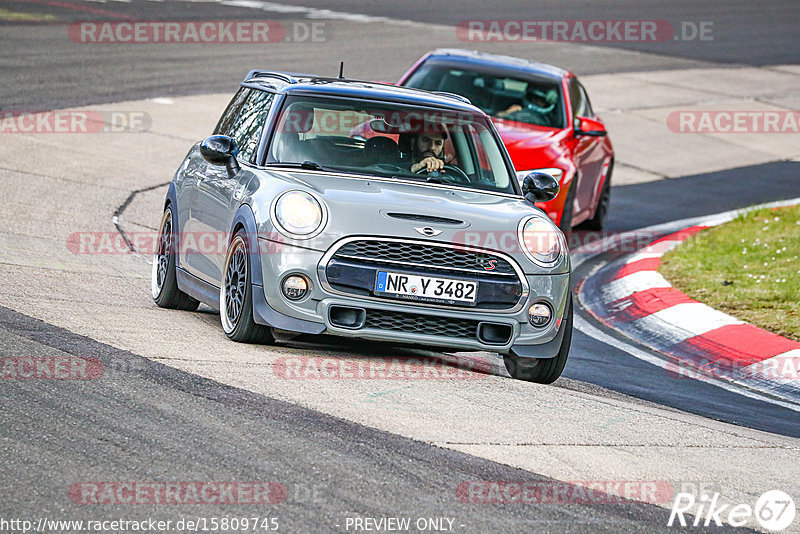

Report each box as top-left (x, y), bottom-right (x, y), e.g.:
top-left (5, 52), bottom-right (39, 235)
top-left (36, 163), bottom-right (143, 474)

top-left (242, 0), bottom-right (800, 66)
top-left (2, 1), bottom-right (800, 532)
top-left (0, 0), bottom-right (771, 110)
top-left (4, 304), bottom-right (751, 533)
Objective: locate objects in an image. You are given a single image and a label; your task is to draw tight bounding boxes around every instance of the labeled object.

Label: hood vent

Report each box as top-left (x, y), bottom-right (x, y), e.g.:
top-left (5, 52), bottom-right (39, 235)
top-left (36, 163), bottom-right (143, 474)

top-left (387, 213), bottom-right (464, 225)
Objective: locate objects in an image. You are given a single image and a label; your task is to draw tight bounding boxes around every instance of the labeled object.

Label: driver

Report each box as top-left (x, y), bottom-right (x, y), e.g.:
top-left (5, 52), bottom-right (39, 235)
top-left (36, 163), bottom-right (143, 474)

top-left (409, 130), bottom-right (447, 173)
top-left (498, 85), bottom-right (558, 119)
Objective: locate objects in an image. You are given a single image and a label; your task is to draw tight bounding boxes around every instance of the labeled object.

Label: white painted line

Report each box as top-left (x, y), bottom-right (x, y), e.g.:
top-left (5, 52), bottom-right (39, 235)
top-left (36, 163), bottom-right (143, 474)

top-left (601, 270), bottom-right (672, 302)
top-left (219, 0), bottom-right (451, 30)
top-left (151, 98), bottom-right (174, 105)
top-left (624, 251), bottom-right (662, 264)
top-left (631, 303), bottom-right (744, 345)
top-left (640, 239), bottom-right (683, 256)
top-left (222, 0), bottom-right (308, 12)
top-left (574, 314), bottom-right (800, 412)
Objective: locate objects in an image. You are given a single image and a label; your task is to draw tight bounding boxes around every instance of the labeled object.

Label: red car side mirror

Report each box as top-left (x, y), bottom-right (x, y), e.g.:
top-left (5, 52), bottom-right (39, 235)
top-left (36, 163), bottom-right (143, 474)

top-left (574, 116), bottom-right (607, 137)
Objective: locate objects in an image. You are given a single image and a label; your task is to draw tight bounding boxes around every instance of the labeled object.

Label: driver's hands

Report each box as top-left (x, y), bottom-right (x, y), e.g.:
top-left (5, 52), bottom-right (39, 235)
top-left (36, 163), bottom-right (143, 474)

top-left (411, 156), bottom-right (445, 173)
top-left (499, 104), bottom-right (522, 117)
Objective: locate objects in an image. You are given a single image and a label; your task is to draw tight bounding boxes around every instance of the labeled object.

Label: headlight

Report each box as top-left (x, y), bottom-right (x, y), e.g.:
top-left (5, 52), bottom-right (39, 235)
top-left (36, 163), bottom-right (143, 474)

top-left (516, 167), bottom-right (564, 184)
top-left (273, 190), bottom-right (326, 238)
top-left (518, 216), bottom-right (564, 266)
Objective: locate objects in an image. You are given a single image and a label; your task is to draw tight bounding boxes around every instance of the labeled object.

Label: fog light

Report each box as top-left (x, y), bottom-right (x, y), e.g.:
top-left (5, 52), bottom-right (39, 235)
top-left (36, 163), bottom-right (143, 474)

top-left (528, 303), bottom-right (552, 327)
top-left (282, 275), bottom-right (309, 300)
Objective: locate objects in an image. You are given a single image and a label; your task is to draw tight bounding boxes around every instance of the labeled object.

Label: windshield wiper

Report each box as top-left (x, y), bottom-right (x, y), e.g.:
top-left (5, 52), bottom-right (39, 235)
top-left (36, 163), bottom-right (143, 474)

top-left (266, 161), bottom-right (328, 172)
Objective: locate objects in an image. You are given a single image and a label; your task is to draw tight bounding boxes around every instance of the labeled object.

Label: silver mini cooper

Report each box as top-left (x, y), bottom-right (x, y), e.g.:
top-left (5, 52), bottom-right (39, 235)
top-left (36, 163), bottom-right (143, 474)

top-left (152, 71), bottom-right (572, 383)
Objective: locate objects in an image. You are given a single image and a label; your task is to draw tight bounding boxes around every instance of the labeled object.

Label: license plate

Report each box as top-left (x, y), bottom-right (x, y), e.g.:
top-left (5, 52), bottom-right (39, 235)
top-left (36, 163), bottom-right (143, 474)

top-left (374, 271), bottom-right (477, 304)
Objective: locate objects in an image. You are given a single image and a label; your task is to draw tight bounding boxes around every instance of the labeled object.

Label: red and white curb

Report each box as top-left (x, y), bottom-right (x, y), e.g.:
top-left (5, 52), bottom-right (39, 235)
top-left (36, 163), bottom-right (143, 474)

top-left (575, 198), bottom-right (800, 404)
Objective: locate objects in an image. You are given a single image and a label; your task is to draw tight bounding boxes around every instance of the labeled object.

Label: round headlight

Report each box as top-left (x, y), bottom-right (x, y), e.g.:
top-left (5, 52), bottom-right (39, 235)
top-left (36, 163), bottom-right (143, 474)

top-left (274, 190), bottom-right (325, 238)
top-left (518, 217), bottom-right (563, 266)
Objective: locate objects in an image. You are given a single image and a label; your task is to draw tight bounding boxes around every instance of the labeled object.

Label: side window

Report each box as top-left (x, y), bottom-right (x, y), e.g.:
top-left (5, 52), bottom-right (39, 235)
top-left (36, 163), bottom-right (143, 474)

top-left (214, 88), bottom-right (249, 138)
top-left (568, 79), bottom-right (585, 125)
top-left (578, 81), bottom-right (594, 118)
top-left (229, 91), bottom-right (274, 161)
top-left (213, 88), bottom-right (275, 162)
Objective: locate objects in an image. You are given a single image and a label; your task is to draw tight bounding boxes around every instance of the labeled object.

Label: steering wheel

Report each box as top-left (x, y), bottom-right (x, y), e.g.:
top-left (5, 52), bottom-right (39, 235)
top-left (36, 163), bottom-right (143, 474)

top-left (368, 163), bottom-right (407, 173)
top-left (415, 164), bottom-right (471, 184)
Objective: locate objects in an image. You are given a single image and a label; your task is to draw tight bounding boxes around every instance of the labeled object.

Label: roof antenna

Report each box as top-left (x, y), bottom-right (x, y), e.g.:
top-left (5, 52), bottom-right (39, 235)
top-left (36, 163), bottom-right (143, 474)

top-left (337, 61), bottom-right (344, 79)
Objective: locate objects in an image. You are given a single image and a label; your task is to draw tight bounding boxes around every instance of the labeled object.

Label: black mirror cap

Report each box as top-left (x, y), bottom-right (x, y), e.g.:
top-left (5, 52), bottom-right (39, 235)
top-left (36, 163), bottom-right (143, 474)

top-left (200, 135), bottom-right (238, 164)
top-left (200, 135), bottom-right (240, 171)
top-left (575, 128), bottom-right (607, 137)
top-left (522, 172), bottom-right (560, 203)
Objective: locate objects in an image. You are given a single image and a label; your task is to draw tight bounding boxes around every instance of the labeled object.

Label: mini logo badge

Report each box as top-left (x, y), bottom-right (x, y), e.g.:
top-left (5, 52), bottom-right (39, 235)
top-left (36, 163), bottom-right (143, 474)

top-left (485, 259), bottom-right (497, 271)
top-left (414, 227), bottom-right (442, 237)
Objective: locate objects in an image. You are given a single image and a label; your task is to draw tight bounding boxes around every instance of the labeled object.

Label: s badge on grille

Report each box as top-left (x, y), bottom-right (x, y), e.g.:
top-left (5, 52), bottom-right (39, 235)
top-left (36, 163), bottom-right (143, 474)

top-left (485, 259), bottom-right (497, 271)
top-left (414, 226), bottom-right (442, 237)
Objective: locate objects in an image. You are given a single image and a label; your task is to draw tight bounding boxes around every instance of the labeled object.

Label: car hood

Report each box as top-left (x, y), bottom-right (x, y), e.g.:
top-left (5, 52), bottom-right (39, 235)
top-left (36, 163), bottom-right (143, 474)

top-left (250, 169), bottom-right (568, 274)
top-left (492, 120), bottom-right (565, 164)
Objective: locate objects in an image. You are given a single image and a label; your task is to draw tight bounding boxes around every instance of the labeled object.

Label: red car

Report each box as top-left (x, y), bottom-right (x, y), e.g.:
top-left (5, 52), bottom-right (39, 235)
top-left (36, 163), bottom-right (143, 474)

top-left (398, 49), bottom-right (614, 233)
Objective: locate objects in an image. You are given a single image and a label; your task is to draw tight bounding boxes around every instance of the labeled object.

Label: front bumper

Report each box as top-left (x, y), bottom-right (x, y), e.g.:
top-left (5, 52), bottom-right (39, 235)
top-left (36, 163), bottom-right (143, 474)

top-left (253, 238), bottom-right (570, 357)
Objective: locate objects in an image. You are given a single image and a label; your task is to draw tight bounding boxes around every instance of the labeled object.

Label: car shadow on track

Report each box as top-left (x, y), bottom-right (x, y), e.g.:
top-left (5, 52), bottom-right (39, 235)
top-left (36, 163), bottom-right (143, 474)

top-left (192, 303), bottom-right (506, 379)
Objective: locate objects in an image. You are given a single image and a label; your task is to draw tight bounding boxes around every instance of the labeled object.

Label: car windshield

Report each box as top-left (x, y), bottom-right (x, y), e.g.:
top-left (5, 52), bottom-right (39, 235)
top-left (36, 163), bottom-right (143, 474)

top-left (403, 62), bottom-right (565, 129)
top-left (266, 95), bottom-right (516, 195)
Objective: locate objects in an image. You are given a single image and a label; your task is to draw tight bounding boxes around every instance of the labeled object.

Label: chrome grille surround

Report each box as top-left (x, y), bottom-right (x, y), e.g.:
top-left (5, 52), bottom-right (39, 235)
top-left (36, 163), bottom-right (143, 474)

top-left (318, 236), bottom-right (529, 313)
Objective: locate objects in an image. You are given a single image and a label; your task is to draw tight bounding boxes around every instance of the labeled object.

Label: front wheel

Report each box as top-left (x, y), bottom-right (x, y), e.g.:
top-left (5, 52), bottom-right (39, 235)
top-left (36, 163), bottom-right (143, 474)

top-left (557, 180), bottom-right (575, 241)
top-left (503, 294), bottom-right (573, 384)
top-left (152, 205), bottom-right (200, 311)
top-left (219, 231), bottom-right (274, 344)
top-left (580, 161), bottom-right (612, 231)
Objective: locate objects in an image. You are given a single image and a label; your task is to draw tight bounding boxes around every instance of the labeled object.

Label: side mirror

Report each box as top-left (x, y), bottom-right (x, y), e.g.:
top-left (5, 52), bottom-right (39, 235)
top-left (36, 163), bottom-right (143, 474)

top-left (200, 135), bottom-right (240, 175)
top-left (522, 172), bottom-right (560, 203)
top-left (574, 116), bottom-right (607, 137)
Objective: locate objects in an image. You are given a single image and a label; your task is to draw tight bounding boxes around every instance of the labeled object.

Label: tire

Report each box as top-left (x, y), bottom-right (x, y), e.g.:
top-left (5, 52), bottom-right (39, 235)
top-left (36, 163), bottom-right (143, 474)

top-left (219, 230), bottom-right (275, 344)
top-left (557, 179), bottom-right (576, 241)
top-left (580, 160), bottom-right (613, 231)
top-left (503, 294), bottom-right (573, 384)
top-left (152, 205), bottom-right (200, 311)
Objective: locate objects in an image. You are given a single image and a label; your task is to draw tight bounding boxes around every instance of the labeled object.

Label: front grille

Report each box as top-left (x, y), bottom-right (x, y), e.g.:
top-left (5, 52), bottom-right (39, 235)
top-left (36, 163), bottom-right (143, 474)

top-left (325, 238), bottom-right (525, 310)
top-left (334, 240), bottom-right (517, 276)
top-left (364, 309), bottom-right (479, 340)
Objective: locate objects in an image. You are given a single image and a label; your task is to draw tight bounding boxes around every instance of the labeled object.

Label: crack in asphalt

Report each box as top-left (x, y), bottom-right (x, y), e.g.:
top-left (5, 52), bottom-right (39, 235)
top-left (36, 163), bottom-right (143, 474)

top-left (112, 180), bottom-right (170, 255)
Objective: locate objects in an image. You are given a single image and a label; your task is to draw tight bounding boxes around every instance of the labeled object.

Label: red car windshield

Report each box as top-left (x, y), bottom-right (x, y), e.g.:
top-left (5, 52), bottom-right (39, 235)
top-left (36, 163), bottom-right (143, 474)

top-left (403, 62), bottom-right (566, 129)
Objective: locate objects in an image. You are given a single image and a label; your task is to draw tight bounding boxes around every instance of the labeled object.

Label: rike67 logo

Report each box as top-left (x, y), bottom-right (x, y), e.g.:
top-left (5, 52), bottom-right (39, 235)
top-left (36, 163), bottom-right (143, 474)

top-left (669, 490), bottom-right (796, 531)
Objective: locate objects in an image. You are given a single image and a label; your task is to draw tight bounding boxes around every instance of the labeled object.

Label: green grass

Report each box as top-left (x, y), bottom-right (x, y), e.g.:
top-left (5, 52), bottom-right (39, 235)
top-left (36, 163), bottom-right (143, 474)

top-left (659, 205), bottom-right (800, 342)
